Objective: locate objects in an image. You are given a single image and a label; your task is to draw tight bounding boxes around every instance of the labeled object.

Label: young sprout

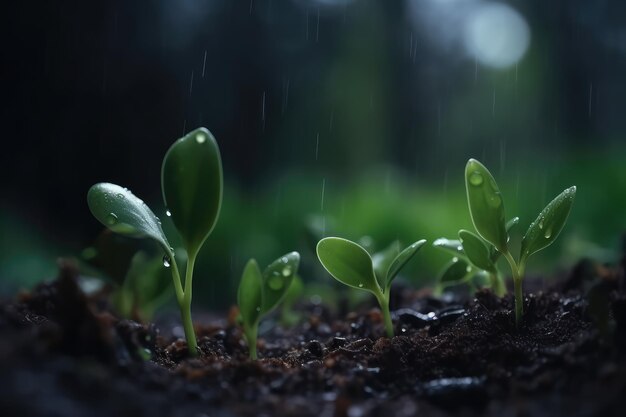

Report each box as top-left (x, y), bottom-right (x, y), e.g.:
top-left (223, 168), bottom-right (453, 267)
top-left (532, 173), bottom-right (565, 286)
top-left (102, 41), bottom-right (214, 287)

top-left (465, 158), bottom-right (576, 326)
top-left (316, 237), bottom-right (426, 337)
top-left (237, 252), bottom-right (300, 360)
top-left (87, 127), bottom-right (223, 356)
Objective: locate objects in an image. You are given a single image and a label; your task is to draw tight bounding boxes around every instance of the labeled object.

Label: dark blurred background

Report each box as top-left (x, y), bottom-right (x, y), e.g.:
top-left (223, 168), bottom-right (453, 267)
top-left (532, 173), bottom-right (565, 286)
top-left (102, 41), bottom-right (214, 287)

top-left (1, 0), bottom-right (625, 309)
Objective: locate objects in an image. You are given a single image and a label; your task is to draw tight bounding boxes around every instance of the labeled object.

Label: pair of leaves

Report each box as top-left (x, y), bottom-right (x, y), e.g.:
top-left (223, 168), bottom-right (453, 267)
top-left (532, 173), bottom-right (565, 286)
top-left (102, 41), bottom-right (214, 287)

top-left (237, 252), bottom-right (301, 327)
top-left (88, 128), bottom-right (223, 258)
top-left (316, 237), bottom-right (426, 296)
top-left (465, 159), bottom-right (576, 263)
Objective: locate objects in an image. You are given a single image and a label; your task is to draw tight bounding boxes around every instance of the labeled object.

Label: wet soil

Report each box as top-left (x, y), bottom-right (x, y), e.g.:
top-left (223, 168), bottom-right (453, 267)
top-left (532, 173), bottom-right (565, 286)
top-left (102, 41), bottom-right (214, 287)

top-left (1, 257), bottom-right (625, 417)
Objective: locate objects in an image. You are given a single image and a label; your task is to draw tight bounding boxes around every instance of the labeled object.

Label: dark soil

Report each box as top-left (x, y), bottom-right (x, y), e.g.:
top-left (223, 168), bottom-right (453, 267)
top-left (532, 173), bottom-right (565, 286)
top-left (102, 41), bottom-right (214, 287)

top-left (1, 256), bottom-right (626, 417)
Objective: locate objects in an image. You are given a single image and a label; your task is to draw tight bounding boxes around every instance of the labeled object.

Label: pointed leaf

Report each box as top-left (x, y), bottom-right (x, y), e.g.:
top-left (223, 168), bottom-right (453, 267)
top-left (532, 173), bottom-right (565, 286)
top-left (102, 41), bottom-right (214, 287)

top-left (521, 186), bottom-right (576, 263)
top-left (261, 251), bottom-right (300, 313)
top-left (432, 238), bottom-right (465, 257)
top-left (372, 241), bottom-right (400, 288)
top-left (438, 258), bottom-right (472, 285)
top-left (316, 237), bottom-right (380, 293)
top-left (161, 127), bottom-right (223, 255)
top-left (238, 259), bottom-right (263, 326)
top-left (87, 183), bottom-right (171, 253)
top-left (459, 230), bottom-right (496, 272)
top-left (465, 159), bottom-right (508, 252)
top-left (385, 240), bottom-right (426, 290)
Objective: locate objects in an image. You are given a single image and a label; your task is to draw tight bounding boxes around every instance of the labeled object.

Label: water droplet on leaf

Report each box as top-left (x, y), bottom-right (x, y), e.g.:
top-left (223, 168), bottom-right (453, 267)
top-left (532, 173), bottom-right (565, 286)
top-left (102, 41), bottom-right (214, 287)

top-left (166, 210), bottom-right (172, 217)
top-left (268, 275), bottom-right (284, 290)
top-left (544, 228), bottom-right (552, 239)
top-left (281, 266), bottom-right (292, 277)
top-left (162, 255), bottom-right (171, 268)
top-left (469, 171), bottom-right (484, 186)
top-left (358, 283), bottom-right (364, 288)
top-left (195, 133), bottom-right (206, 144)
top-left (106, 213), bottom-right (118, 225)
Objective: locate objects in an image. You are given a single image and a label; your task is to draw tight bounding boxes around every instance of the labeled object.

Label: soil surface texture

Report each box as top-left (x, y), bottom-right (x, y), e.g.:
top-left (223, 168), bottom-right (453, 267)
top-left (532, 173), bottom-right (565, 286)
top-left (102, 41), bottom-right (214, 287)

top-left (1, 255), bottom-right (625, 417)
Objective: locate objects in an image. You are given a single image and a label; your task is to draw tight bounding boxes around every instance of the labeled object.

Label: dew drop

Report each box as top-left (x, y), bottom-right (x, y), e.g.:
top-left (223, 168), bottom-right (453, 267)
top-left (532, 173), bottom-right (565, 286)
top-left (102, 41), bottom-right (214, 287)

top-left (162, 255), bottom-right (171, 268)
top-left (268, 275), bottom-right (284, 290)
top-left (281, 256), bottom-right (288, 263)
top-left (281, 266), bottom-right (292, 277)
top-left (106, 213), bottom-right (118, 225)
top-left (457, 245), bottom-right (463, 251)
top-left (452, 257), bottom-right (459, 263)
top-left (195, 132), bottom-right (206, 144)
top-left (469, 171), bottom-right (484, 186)
top-left (466, 266), bottom-right (472, 273)
top-left (358, 283), bottom-right (364, 288)
top-left (166, 210), bottom-right (172, 217)
top-left (538, 219), bottom-right (544, 229)
top-left (544, 228), bottom-right (552, 239)
top-left (488, 194), bottom-right (502, 208)
top-left (116, 193), bottom-right (125, 199)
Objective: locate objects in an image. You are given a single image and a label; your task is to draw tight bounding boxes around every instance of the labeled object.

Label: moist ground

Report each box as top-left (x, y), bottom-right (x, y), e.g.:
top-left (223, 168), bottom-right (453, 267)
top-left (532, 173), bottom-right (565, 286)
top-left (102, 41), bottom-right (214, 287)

top-left (1, 257), bottom-right (625, 417)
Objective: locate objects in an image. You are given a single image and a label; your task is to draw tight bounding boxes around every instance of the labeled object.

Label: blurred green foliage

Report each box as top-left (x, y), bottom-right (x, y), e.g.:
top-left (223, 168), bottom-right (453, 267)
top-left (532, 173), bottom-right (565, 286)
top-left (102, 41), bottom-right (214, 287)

top-left (1, 148), bottom-right (624, 310)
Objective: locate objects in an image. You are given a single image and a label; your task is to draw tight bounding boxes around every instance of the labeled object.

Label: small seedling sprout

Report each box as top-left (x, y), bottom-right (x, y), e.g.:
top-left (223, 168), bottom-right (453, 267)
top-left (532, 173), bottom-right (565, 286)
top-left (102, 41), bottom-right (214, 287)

top-left (87, 127), bottom-right (223, 356)
top-left (237, 252), bottom-right (300, 359)
top-left (316, 237), bottom-right (426, 337)
top-left (464, 158), bottom-right (575, 326)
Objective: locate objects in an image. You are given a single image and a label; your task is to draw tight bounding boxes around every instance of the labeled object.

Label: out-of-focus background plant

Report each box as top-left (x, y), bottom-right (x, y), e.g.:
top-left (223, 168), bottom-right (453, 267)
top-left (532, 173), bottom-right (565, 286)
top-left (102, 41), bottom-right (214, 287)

top-left (1, 0), bottom-right (625, 311)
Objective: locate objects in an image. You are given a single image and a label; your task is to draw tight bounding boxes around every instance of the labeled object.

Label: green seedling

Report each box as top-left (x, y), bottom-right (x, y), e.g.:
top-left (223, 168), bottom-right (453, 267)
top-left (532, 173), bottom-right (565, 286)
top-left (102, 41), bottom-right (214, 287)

top-left (433, 217), bottom-right (519, 296)
top-left (464, 158), bottom-right (575, 326)
top-left (316, 237), bottom-right (426, 337)
top-left (87, 127), bottom-right (223, 356)
top-left (237, 252), bottom-right (300, 359)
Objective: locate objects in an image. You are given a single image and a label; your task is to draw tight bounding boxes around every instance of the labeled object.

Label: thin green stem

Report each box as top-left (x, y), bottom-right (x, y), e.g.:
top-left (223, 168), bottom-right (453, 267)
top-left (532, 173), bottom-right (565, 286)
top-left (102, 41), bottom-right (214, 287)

top-left (376, 291), bottom-right (394, 338)
top-left (181, 253), bottom-right (198, 356)
top-left (502, 251), bottom-right (523, 327)
top-left (489, 271), bottom-right (506, 297)
top-left (244, 323), bottom-right (259, 360)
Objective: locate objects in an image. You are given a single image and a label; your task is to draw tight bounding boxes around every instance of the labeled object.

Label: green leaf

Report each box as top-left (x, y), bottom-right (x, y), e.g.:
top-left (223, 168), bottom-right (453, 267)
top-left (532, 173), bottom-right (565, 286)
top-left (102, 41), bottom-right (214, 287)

top-left (87, 183), bottom-right (171, 253)
top-left (465, 159), bottom-right (508, 252)
top-left (433, 238), bottom-right (465, 257)
top-left (521, 186), bottom-right (576, 263)
top-left (161, 127), bottom-right (223, 255)
top-left (438, 258), bottom-right (472, 285)
top-left (317, 237), bottom-right (380, 294)
top-left (372, 241), bottom-right (400, 288)
top-left (384, 240), bottom-right (426, 291)
top-left (261, 251), bottom-right (300, 313)
top-left (238, 259), bottom-right (263, 326)
top-left (459, 230), bottom-right (496, 272)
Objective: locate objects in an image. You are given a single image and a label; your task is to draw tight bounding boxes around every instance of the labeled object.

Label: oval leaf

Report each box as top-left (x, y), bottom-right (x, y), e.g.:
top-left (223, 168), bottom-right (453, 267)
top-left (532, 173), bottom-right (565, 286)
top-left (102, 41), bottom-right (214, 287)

top-left (459, 230), bottom-right (496, 272)
top-left (432, 238), bottom-right (465, 257)
top-left (372, 241), bottom-right (400, 288)
top-left (439, 258), bottom-right (472, 285)
top-left (238, 259), bottom-right (263, 326)
top-left (161, 127), bottom-right (223, 254)
top-left (262, 251), bottom-right (300, 313)
top-left (465, 159), bottom-right (508, 252)
top-left (316, 237), bottom-right (379, 293)
top-left (87, 183), bottom-right (171, 253)
top-left (385, 240), bottom-right (427, 290)
top-left (521, 186), bottom-right (576, 262)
